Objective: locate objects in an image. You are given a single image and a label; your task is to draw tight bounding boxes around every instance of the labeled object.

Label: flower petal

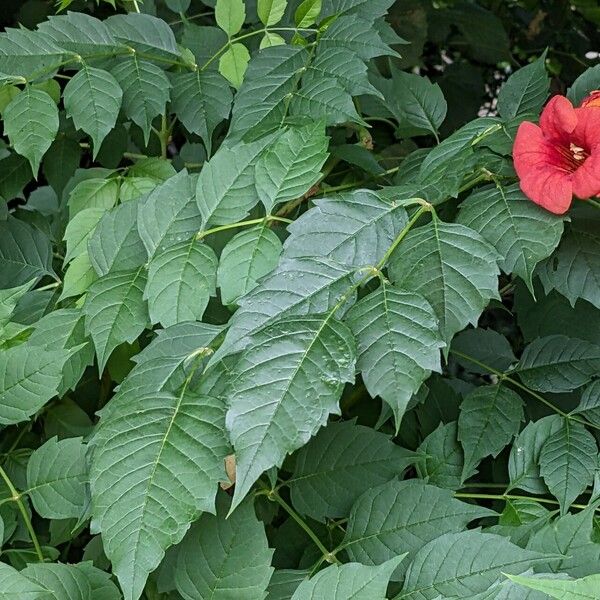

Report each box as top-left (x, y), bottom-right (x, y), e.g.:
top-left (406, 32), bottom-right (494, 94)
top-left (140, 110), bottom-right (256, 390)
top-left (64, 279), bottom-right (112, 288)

top-left (572, 148), bottom-right (600, 199)
top-left (513, 121), bottom-right (573, 214)
top-left (539, 95), bottom-right (577, 143)
top-left (573, 106), bottom-right (600, 151)
top-left (580, 90), bottom-right (600, 108)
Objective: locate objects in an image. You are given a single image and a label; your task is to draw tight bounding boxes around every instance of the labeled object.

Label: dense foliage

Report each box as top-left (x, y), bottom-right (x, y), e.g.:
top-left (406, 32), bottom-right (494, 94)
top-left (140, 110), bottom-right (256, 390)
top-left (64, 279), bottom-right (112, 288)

top-left (1, 0), bottom-right (600, 599)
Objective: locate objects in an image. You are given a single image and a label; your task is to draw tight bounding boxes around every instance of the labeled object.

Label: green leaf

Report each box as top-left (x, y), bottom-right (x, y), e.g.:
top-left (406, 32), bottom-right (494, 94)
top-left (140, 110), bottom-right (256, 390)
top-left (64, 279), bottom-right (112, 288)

top-left (37, 12), bottom-right (119, 56)
top-left (21, 563), bottom-right (91, 600)
top-left (319, 16), bottom-right (398, 60)
top-left (572, 380), bottom-right (600, 427)
top-left (539, 418), bottom-right (597, 514)
top-left (497, 53), bottom-right (549, 120)
top-left (416, 422), bottom-right (465, 490)
top-left (0, 28), bottom-right (65, 79)
top-left (304, 47), bottom-right (382, 98)
top-left (292, 556), bottom-right (405, 600)
top-left (508, 415), bottom-right (563, 494)
top-left (90, 389), bottom-right (229, 600)
top-left (343, 480), bottom-right (494, 575)
top-left (260, 32), bottom-right (286, 49)
top-left (508, 573), bottom-right (600, 600)
top-left (28, 308), bottom-right (95, 396)
top-left (63, 206), bottom-right (106, 264)
top-left (63, 66), bottom-right (123, 158)
top-left (458, 385), bottom-right (524, 480)
top-left (255, 122), bottom-right (329, 212)
top-left (211, 256), bottom-right (355, 366)
top-left (568, 64), bottom-right (600, 106)
top-left (215, 0), bottom-right (246, 36)
top-left (291, 78), bottom-right (363, 126)
top-left (166, 0), bottom-right (191, 11)
top-left (26, 437), bottom-right (88, 520)
top-left (76, 563), bottom-right (121, 600)
top-left (170, 70), bottom-right (232, 155)
top-left (0, 216), bottom-right (54, 287)
top-left (68, 178), bottom-right (119, 218)
top-left (451, 328), bottom-right (517, 375)
top-left (196, 135), bottom-right (274, 227)
top-left (283, 189), bottom-right (408, 266)
top-left (527, 504), bottom-right (600, 578)
top-left (258, 0), bottom-right (288, 26)
top-left (102, 321), bottom-right (224, 422)
top-left (227, 314), bottom-right (356, 508)
top-left (228, 46), bottom-right (307, 142)
top-left (388, 70), bottom-right (447, 137)
top-left (59, 252), bottom-right (98, 301)
top-left (218, 43), bottom-right (250, 88)
top-left (83, 267), bottom-right (148, 372)
top-left (457, 183), bottom-right (564, 290)
top-left (295, 0), bottom-right (322, 27)
top-left (43, 137), bottom-right (81, 197)
top-left (267, 570), bottom-right (309, 600)
top-left (0, 154), bottom-right (32, 201)
top-left (105, 13), bottom-right (181, 59)
top-left (138, 171), bottom-right (200, 258)
top-left (119, 177), bottom-right (157, 202)
top-left (346, 282), bottom-right (444, 424)
top-left (287, 420), bottom-right (417, 521)
top-left (516, 335), bottom-right (600, 393)
top-left (4, 87), bottom-right (59, 174)
top-left (397, 530), bottom-right (553, 600)
top-left (217, 224), bottom-right (283, 306)
top-left (110, 56), bottom-right (171, 144)
top-left (145, 238), bottom-right (217, 327)
top-left (538, 217), bottom-right (600, 310)
top-left (0, 344), bottom-right (74, 425)
top-left (88, 200), bottom-right (147, 276)
top-left (0, 562), bottom-right (45, 599)
top-left (174, 493), bottom-right (273, 600)
top-left (389, 219), bottom-right (500, 347)
top-left (0, 280), bottom-right (34, 330)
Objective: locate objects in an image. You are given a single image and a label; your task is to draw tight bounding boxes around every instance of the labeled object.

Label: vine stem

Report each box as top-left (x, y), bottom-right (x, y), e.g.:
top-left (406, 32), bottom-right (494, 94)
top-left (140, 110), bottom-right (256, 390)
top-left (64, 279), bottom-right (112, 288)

top-left (321, 166), bottom-right (401, 195)
top-left (450, 349), bottom-right (600, 432)
top-left (200, 27), bottom-right (317, 71)
top-left (0, 465), bottom-right (44, 562)
top-left (376, 201), bottom-right (432, 269)
top-left (36, 282), bottom-right (60, 292)
top-left (588, 198), bottom-right (600, 210)
top-left (196, 215), bottom-right (292, 240)
top-left (267, 489), bottom-right (339, 563)
top-left (455, 491), bottom-right (593, 511)
top-left (131, 0), bottom-right (141, 13)
top-left (158, 114), bottom-right (169, 159)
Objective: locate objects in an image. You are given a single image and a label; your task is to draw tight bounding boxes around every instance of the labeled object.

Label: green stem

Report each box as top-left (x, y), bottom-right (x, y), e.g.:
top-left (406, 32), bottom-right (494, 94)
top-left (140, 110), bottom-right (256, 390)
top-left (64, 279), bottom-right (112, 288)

top-left (322, 166), bottom-right (402, 195)
top-left (376, 201), bottom-right (432, 269)
top-left (0, 465), bottom-right (44, 562)
top-left (196, 216), bottom-right (292, 240)
top-left (169, 11), bottom-right (214, 25)
top-left (455, 491), bottom-right (592, 511)
top-left (200, 27), bottom-right (317, 71)
top-left (588, 198), bottom-right (600, 210)
top-left (449, 349), bottom-right (600, 431)
top-left (36, 282), bottom-right (60, 292)
top-left (269, 490), bottom-right (339, 563)
top-left (363, 116), bottom-right (397, 129)
top-left (131, 0), bottom-right (141, 13)
top-left (158, 114), bottom-right (169, 159)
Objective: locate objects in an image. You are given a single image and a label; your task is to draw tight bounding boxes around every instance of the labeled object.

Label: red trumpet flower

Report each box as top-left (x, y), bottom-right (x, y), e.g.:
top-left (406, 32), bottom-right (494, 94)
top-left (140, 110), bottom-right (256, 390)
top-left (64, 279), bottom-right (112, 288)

top-left (513, 93), bottom-right (600, 214)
